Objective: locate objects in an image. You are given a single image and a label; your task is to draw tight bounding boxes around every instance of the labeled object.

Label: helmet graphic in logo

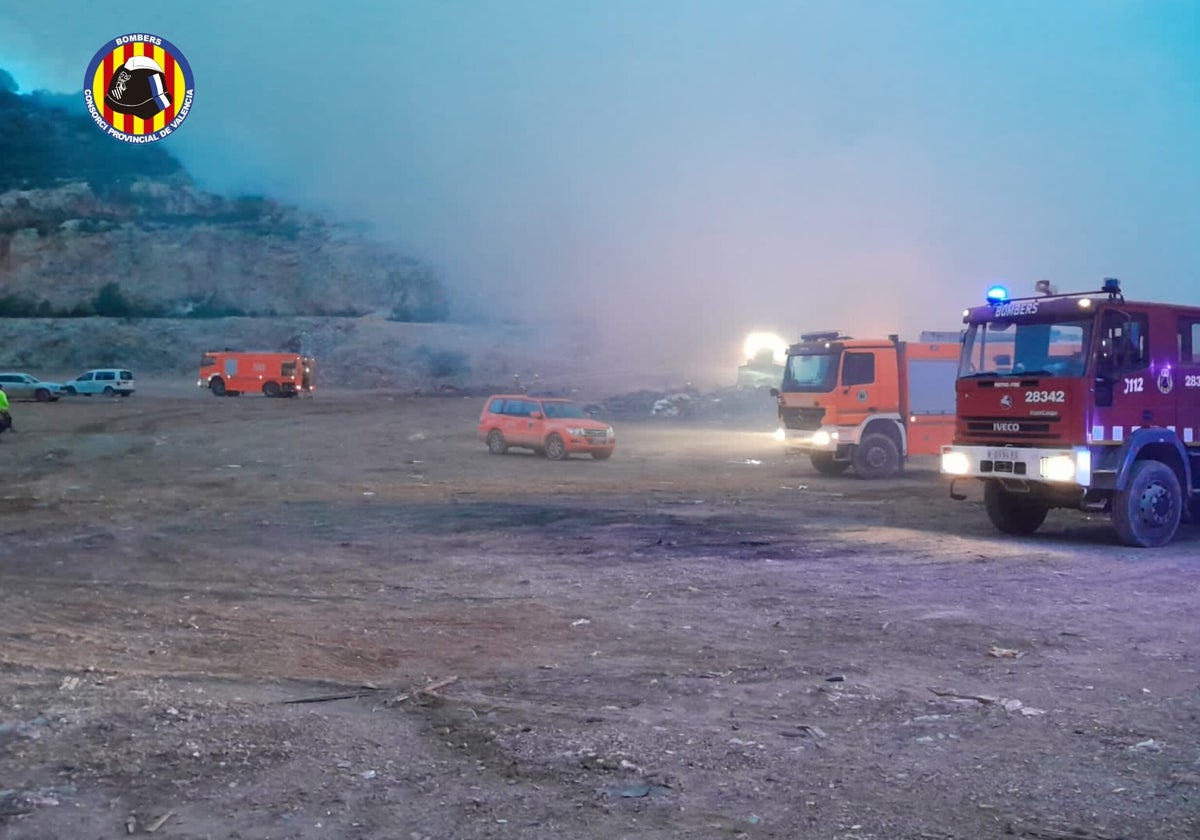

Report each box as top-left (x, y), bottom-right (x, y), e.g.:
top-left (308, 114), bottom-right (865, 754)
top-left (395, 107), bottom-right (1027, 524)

top-left (1000, 394), bottom-right (1013, 410)
top-left (1157, 367), bottom-right (1174, 395)
top-left (83, 34), bottom-right (194, 142)
top-left (105, 55), bottom-right (171, 119)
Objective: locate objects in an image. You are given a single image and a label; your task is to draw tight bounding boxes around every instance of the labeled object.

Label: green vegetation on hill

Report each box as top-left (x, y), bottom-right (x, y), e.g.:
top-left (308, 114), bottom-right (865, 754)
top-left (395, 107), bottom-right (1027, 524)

top-left (0, 87), bottom-right (182, 193)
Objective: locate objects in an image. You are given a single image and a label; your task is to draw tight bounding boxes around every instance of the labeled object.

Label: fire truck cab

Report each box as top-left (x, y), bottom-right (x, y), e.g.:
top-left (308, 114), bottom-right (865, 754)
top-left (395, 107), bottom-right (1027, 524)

top-left (771, 332), bottom-right (960, 478)
top-left (941, 279), bottom-right (1200, 547)
top-left (199, 351), bottom-right (314, 398)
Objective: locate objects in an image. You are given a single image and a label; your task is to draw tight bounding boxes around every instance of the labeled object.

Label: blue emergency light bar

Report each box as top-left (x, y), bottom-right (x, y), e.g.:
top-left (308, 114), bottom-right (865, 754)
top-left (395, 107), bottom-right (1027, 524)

top-left (985, 285), bottom-right (1009, 304)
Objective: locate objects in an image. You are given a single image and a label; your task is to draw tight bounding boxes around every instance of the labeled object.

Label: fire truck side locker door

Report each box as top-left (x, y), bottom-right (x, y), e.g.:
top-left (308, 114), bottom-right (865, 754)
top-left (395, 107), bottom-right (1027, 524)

top-left (1091, 309), bottom-right (1175, 444)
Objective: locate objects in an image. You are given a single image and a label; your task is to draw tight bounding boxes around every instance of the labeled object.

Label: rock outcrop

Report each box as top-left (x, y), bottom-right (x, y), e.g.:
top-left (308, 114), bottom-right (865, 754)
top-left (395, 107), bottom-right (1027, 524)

top-left (0, 83), bottom-right (447, 322)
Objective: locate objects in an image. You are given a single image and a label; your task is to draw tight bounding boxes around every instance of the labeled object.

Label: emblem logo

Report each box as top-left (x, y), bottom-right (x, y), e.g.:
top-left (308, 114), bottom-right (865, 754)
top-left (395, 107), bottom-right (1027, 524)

top-left (1157, 367), bottom-right (1174, 395)
top-left (83, 33), bottom-right (194, 143)
top-left (999, 394), bottom-right (1013, 410)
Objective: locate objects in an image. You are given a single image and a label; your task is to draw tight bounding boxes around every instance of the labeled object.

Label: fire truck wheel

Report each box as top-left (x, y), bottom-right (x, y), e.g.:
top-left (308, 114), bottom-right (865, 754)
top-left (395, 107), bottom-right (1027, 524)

top-left (486, 430), bottom-right (508, 455)
top-left (544, 433), bottom-right (568, 461)
top-left (262, 381), bottom-right (281, 398)
top-left (852, 433), bottom-right (900, 479)
top-left (211, 378), bottom-right (227, 396)
top-left (810, 452), bottom-right (850, 477)
top-left (984, 481), bottom-right (1049, 535)
top-left (1112, 460), bottom-right (1182, 548)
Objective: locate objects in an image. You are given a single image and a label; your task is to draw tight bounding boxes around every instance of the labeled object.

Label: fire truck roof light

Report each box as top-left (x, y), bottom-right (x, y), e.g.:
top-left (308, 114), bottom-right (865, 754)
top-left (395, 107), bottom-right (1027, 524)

top-left (985, 285), bottom-right (1009, 304)
top-left (1102, 277), bottom-right (1121, 295)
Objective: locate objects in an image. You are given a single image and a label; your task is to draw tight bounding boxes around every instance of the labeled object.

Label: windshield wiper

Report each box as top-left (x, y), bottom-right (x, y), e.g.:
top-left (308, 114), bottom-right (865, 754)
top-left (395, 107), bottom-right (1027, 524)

top-left (959, 371), bottom-right (1000, 379)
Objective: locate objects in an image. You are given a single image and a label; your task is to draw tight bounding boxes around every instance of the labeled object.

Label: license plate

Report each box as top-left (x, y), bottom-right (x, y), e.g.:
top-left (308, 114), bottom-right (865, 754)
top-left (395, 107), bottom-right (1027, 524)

top-left (986, 449), bottom-right (1020, 461)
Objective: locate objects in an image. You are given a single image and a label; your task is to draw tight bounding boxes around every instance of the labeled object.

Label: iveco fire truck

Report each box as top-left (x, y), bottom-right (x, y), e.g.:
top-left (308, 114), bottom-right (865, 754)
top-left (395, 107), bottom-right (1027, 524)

top-left (941, 279), bottom-right (1200, 547)
top-left (771, 331), bottom-right (960, 478)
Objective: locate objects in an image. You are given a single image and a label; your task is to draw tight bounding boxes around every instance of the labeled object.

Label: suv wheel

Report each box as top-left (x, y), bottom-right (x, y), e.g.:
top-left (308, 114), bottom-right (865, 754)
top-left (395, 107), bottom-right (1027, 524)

top-left (103, 386), bottom-right (115, 397)
top-left (486, 430), bottom-right (508, 455)
top-left (544, 433), bottom-right (568, 461)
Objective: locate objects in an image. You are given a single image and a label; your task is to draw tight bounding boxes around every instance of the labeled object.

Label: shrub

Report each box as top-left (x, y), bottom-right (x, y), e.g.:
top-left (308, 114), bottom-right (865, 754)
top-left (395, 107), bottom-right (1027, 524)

top-left (415, 346), bottom-right (469, 380)
top-left (92, 281), bottom-right (132, 317)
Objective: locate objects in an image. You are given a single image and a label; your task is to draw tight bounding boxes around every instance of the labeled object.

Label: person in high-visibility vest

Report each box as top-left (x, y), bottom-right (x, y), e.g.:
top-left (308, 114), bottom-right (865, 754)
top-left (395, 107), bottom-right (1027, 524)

top-left (0, 386), bottom-right (13, 434)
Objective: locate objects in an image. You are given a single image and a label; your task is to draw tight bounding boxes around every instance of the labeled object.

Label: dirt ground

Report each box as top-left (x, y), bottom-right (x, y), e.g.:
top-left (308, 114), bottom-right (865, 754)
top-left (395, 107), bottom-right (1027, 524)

top-left (1, 384), bottom-right (1198, 840)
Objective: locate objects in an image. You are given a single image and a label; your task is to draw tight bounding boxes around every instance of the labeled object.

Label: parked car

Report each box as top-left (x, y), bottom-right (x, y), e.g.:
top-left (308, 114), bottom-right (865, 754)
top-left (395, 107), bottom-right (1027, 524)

top-left (62, 369), bottom-right (136, 397)
top-left (478, 395), bottom-right (616, 460)
top-left (0, 372), bottom-right (63, 402)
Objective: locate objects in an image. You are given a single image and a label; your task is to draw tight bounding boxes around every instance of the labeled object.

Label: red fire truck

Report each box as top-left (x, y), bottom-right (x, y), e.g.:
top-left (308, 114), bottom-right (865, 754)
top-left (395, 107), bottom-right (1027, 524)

top-left (199, 351), bottom-right (314, 398)
top-left (940, 278), bottom-right (1200, 547)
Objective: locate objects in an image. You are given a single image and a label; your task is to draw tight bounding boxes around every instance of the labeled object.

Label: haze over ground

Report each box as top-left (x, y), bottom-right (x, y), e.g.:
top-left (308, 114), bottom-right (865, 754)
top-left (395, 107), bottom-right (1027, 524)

top-left (2, 1), bottom-right (1198, 379)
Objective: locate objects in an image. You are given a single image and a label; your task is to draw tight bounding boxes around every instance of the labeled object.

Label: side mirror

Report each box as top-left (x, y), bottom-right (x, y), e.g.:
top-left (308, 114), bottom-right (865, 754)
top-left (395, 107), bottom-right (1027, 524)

top-left (530, 411), bottom-right (543, 419)
top-left (769, 388), bottom-right (780, 398)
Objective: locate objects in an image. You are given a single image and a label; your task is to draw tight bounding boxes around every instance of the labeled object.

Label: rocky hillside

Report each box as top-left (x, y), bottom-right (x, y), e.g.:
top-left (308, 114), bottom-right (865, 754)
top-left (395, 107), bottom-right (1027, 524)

top-left (0, 76), bottom-right (446, 324)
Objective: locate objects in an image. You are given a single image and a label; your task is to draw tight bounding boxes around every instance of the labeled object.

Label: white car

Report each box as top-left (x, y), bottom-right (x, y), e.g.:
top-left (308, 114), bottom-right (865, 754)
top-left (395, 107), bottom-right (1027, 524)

top-left (62, 369), bottom-right (136, 397)
top-left (0, 372), bottom-right (63, 402)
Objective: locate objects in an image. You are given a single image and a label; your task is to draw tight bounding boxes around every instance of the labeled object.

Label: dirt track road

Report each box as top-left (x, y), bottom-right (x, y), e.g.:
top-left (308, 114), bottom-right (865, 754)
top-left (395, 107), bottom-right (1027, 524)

top-left (2, 388), bottom-right (1198, 839)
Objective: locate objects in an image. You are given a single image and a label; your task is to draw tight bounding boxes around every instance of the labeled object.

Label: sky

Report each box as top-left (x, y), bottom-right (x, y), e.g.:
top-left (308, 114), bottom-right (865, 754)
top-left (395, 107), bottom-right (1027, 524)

top-left (2, 1), bottom-right (1198, 374)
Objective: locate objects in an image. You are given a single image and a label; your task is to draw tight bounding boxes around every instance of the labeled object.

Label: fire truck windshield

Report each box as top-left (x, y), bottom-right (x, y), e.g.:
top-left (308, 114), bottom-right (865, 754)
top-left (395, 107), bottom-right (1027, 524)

top-left (782, 351), bottom-right (838, 392)
top-left (959, 316), bottom-right (1093, 379)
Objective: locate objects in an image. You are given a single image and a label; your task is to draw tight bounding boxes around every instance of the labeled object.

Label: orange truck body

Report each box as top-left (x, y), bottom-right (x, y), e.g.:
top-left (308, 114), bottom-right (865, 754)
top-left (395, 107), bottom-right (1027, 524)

top-left (773, 331), bottom-right (960, 477)
top-left (198, 351), bottom-right (314, 398)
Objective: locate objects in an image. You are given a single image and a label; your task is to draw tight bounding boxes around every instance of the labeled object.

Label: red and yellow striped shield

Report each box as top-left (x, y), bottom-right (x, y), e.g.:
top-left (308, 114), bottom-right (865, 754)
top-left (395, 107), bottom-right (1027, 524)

top-left (83, 34), bottom-right (194, 142)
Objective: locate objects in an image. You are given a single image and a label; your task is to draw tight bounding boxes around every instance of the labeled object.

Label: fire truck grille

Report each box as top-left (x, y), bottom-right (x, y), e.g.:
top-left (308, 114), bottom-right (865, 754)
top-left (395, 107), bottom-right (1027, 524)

top-left (962, 416), bottom-right (1057, 441)
top-left (781, 406), bottom-right (825, 431)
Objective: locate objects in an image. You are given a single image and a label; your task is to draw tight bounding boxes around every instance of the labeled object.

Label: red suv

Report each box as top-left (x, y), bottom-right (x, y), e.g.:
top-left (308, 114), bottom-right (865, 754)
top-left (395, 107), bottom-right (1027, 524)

top-left (478, 395), bottom-right (616, 461)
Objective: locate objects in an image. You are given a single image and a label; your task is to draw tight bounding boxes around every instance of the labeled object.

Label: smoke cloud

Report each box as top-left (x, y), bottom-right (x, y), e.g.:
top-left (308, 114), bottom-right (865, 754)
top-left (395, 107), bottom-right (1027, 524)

top-left (2, 1), bottom-right (1198, 381)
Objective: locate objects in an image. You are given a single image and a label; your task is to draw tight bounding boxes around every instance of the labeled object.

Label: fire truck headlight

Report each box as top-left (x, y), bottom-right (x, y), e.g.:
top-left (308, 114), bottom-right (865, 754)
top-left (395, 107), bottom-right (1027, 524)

top-left (1040, 450), bottom-right (1091, 484)
top-left (812, 429), bottom-right (834, 447)
top-left (1040, 455), bottom-right (1076, 482)
top-left (941, 450), bottom-right (970, 475)
top-left (772, 427), bottom-right (786, 442)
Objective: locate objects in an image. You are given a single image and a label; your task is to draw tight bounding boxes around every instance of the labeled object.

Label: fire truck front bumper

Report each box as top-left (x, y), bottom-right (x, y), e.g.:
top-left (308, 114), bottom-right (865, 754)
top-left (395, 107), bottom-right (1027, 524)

top-left (780, 426), bottom-right (843, 454)
top-left (940, 444), bottom-right (1093, 488)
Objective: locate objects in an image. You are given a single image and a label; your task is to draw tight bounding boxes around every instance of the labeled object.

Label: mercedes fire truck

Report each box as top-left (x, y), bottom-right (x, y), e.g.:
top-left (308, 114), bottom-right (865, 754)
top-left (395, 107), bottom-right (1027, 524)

top-left (941, 279), bottom-right (1200, 547)
top-left (772, 331), bottom-right (960, 478)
